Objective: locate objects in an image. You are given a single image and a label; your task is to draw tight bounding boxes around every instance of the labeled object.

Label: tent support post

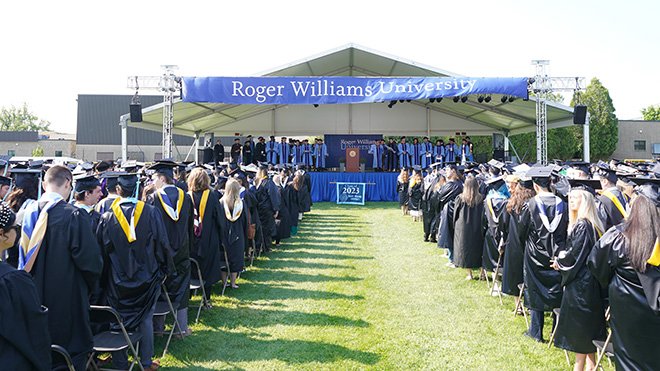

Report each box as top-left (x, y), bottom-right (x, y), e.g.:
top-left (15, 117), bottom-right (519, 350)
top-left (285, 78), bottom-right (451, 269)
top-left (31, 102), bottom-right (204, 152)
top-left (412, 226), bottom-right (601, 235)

top-left (120, 117), bottom-right (128, 161)
top-left (271, 108), bottom-right (276, 136)
top-left (194, 131), bottom-right (200, 164)
top-left (348, 104), bottom-right (353, 134)
top-left (583, 113), bottom-right (590, 162)
top-left (503, 131), bottom-right (510, 161)
top-left (506, 132), bottom-right (522, 163)
top-left (426, 107), bottom-right (431, 138)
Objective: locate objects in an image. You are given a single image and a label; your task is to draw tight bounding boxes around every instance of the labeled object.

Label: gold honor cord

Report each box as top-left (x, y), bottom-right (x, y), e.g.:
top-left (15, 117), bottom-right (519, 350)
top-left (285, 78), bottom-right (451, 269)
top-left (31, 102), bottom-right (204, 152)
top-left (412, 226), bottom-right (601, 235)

top-left (157, 188), bottom-right (185, 221)
top-left (111, 198), bottom-right (145, 243)
top-left (602, 190), bottom-right (629, 219)
top-left (647, 238), bottom-right (660, 267)
top-left (189, 189), bottom-right (210, 224)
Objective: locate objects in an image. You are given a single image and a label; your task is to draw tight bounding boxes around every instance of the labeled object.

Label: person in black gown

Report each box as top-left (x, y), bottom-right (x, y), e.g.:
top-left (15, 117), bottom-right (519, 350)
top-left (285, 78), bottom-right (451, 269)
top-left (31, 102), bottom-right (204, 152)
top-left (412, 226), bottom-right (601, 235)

top-left (72, 174), bottom-right (104, 229)
top-left (213, 139), bottom-right (225, 168)
top-left (594, 165), bottom-right (629, 231)
top-left (219, 178), bottom-right (248, 289)
top-left (187, 168), bottom-right (224, 302)
top-left (588, 181), bottom-right (660, 370)
top-left (253, 166), bottom-right (280, 254)
top-left (436, 165), bottom-right (463, 265)
top-left (148, 160), bottom-right (194, 338)
top-left (273, 174), bottom-right (292, 246)
top-left (18, 165), bottom-right (103, 370)
top-left (408, 167), bottom-right (424, 222)
top-left (552, 183), bottom-right (607, 370)
top-left (482, 176), bottom-right (509, 277)
top-left (0, 202), bottom-right (51, 371)
top-left (452, 175), bottom-right (486, 279)
top-left (96, 173), bottom-right (173, 370)
top-left (397, 168), bottom-right (409, 215)
top-left (422, 164), bottom-right (442, 242)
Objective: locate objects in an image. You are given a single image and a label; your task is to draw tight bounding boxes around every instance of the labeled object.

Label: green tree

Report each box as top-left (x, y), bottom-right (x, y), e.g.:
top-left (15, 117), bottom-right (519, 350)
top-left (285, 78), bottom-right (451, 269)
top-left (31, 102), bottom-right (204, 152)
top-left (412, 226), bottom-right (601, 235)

top-left (0, 103), bottom-right (51, 132)
top-left (571, 78), bottom-right (618, 160)
top-left (31, 145), bottom-right (44, 157)
top-left (641, 105), bottom-right (660, 120)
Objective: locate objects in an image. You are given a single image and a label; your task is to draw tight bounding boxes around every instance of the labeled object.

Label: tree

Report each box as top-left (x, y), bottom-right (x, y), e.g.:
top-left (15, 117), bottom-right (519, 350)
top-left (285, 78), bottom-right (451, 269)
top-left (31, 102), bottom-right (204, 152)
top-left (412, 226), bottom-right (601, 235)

top-left (31, 145), bottom-right (44, 157)
top-left (641, 105), bottom-right (660, 121)
top-left (0, 103), bottom-right (51, 132)
top-left (571, 78), bottom-right (618, 160)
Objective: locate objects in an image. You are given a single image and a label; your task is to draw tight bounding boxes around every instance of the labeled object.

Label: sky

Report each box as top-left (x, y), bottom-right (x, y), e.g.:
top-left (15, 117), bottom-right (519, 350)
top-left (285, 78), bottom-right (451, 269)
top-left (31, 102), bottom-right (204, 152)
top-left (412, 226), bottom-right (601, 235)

top-left (1, 0), bottom-right (659, 134)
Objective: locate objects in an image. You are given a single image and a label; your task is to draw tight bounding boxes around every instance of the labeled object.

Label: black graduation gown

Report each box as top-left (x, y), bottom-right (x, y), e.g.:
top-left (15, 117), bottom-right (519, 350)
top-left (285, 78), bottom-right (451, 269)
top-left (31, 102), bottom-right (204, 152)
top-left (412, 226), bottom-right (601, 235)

top-left (428, 187), bottom-right (443, 239)
top-left (588, 226), bottom-right (660, 370)
top-left (253, 179), bottom-right (279, 250)
top-left (28, 201), bottom-right (103, 365)
top-left (452, 198), bottom-right (486, 269)
top-left (148, 186), bottom-right (193, 310)
top-left (176, 179), bottom-right (188, 193)
top-left (554, 220), bottom-right (606, 353)
top-left (397, 180), bottom-right (409, 207)
top-left (422, 177), bottom-right (439, 237)
top-left (189, 190), bottom-right (223, 288)
top-left (482, 197), bottom-right (507, 272)
top-left (408, 181), bottom-right (423, 212)
top-left (436, 181), bottom-right (463, 249)
top-left (597, 188), bottom-right (627, 231)
top-left (501, 205), bottom-right (526, 296)
top-left (284, 184), bottom-right (301, 228)
top-left (243, 188), bottom-right (260, 255)
top-left (213, 143), bottom-right (225, 164)
top-left (218, 199), bottom-right (248, 272)
top-left (242, 145), bottom-right (253, 165)
top-left (275, 186), bottom-right (292, 241)
top-left (0, 262), bottom-right (51, 371)
top-left (520, 194), bottom-right (568, 311)
top-left (96, 203), bottom-right (173, 330)
top-left (254, 142), bottom-right (266, 163)
top-left (300, 172), bottom-right (312, 212)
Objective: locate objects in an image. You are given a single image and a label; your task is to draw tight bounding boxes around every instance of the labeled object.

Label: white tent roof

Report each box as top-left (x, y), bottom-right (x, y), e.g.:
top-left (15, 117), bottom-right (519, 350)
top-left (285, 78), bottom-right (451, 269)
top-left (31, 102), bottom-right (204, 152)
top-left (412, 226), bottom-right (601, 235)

top-left (126, 44), bottom-right (574, 137)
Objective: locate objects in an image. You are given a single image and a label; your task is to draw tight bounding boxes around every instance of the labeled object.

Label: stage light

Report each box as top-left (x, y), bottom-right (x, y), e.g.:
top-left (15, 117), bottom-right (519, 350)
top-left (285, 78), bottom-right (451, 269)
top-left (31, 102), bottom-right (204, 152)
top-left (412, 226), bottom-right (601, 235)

top-left (388, 100), bottom-right (397, 108)
top-left (477, 96), bottom-right (484, 103)
top-left (453, 96), bottom-right (460, 103)
top-left (399, 99), bottom-right (405, 103)
top-left (429, 98), bottom-right (436, 103)
top-left (436, 97), bottom-right (442, 102)
top-left (461, 96), bottom-right (468, 103)
top-left (485, 95), bottom-right (491, 103)
top-left (313, 104), bottom-right (319, 108)
top-left (501, 96), bottom-right (508, 103)
top-left (406, 99), bottom-right (411, 103)
top-left (508, 96), bottom-right (515, 103)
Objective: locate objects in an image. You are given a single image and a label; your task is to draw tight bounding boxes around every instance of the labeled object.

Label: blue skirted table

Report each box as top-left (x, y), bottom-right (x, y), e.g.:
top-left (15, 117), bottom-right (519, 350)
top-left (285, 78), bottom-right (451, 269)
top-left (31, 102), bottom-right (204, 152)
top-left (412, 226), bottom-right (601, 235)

top-left (309, 172), bottom-right (399, 202)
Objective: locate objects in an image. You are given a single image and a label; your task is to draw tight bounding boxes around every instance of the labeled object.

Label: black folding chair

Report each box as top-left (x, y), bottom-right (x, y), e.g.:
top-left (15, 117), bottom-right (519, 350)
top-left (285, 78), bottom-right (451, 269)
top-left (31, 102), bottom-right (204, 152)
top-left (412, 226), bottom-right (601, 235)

top-left (51, 344), bottom-right (75, 371)
top-left (87, 305), bottom-right (143, 371)
top-left (154, 279), bottom-right (182, 358)
top-left (594, 306), bottom-right (614, 370)
top-left (221, 248), bottom-right (232, 297)
top-left (547, 308), bottom-right (571, 366)
top-left (189, 257), bottom-right (208, 323)
top-left (513, 283), bottom-right (529, 329)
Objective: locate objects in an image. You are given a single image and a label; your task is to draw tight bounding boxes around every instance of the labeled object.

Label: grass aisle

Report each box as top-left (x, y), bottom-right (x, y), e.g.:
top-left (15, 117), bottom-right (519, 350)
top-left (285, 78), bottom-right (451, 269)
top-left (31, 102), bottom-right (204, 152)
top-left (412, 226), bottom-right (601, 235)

top-left (159, 202), bottom-right (595, 370)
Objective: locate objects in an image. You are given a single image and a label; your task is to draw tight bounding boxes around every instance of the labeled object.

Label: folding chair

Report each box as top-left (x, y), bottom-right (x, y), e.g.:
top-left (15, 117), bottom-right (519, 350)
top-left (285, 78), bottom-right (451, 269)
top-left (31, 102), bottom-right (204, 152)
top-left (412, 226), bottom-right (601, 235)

top-left (154, 280), bottom-right (183, 358)
top-left (51, 344), bottom-right (75, 371)
top-left (594, 306), bottom-right (614, 370)
top-left (220, 248), bottom-right (232, 297)
top-left (87, 305), bottom-right (143, 371)
top-left (513, 283), bottom-right (529, 329)
top-left (189, 257), bottom-right (208, 323)
top-left (547, 308), bottom-right (571, 366)
top-left (490, 250), bottom-right (504, 304)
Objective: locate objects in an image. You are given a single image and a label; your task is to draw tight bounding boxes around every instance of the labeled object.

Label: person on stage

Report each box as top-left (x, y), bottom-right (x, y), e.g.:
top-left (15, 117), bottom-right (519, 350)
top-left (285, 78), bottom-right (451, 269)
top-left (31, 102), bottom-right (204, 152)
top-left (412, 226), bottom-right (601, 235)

top-left (96, 173), bottom-right (172, 370)
top-left (266, 136), bottom-right (278, 165)
top-left (461, 138), bottom-right (474, 163)
top-left (187, 168), bottom-right (224, 300)
top-left (301, 139), bottom-right (313, 168)
top-left (519, 166), bottom-right (567, 342)
top-left (421, 137), bottom-right (433, 170)
top-left (19, 165), bottom-right (103, 370)
top-left (255, 136), bottom-right (267, 164)
top-left (0, 202), bottom-right (52, 371)
top-left (213, 139), bottom-right (225, 167)
top-left (368, 139), bottom-right (384, 172)
top-left (445, 138), bottom-right (459, 164)
top-left (433, 139), bottom-right (445, 168)
top-left (313, 138), bottom-right (328, 171)
top-left (242, 138), bottom-right (253, 166)
top-left (397, 137), bottom-right (411, 170)
top-left (588, 179), bottom-right (660, 370)
top-left (148, 160), bottom-right (194, 338)
top-left (385, 138), bottom-right (398, 172)
top-left (291, 140), bottom-right (300, 167)
top-left (410, 137), bottom-right (421, 167)
top-left (595, 164), bottom-right (629, 230)
top-left (463, 137), bottom-right (475, 162)
top-left (452, 175), bottom-right (486, 280)
top-left (277, 137), bottom-right (291, 165)
top-left (552, 181), bottom-right (607, 371)
top-left (230, 138), bottom-right (242, 164)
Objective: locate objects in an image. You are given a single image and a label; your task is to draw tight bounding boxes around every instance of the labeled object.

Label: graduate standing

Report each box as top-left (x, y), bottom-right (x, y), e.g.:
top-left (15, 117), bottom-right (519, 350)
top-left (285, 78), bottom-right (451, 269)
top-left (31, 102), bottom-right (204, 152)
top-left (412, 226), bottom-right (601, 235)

top-left (19, 165), bottom-right (103, 370)
top-left (397, 168), bottom-right (410, 215)
top-left (72, 174), bottom-right (104, 229)
top-left (436, 165), bottom-right (463, 263)
top-left (219, 178), bottom-right (248, 289)
top-left (595, 165), bottom-right (629, 230)
top-left (408, 166), bottom-right (424, 222)
top-left (482, 177), bottom-right (509, 273)
top-left (588, 181), bottom-right (660, 370)
top-left (253, 166), bottom-right (280, 253)
top-left (0, 202), bottom-right (51, 371)
top-left (519, 166), bottom-right (568, 342)
top-left (95, 172), bottom-right (122, 214)
top-left (452, 176), bottom-right (486, 279)
top-left (213, 139), bottom-right (225, 166)
top-left (96, 173), bottom-right (173, 370)
top-left (230, 138), bottom-right (242, 164)
top-left (242, 138), bottom-right (253, 165)
top-left (148, 160), bottom-right (194, 338)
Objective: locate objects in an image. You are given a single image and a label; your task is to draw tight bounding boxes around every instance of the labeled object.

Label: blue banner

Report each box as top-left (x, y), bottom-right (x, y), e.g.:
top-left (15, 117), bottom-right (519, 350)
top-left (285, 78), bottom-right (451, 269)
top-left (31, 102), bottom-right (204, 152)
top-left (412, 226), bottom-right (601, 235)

top-left (325, 134), bottom-right (382, 169)
top-left (336, 182), bottom-right (366, 205)
top-left (182, 76), bottom-right (529, 104)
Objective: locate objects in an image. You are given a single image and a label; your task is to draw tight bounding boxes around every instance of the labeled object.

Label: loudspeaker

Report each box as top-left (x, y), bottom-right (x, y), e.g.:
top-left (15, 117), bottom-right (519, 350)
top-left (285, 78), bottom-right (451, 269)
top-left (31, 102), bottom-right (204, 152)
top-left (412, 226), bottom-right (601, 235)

top-left (573, 105), bottom-right (587, 125)
top-left (129, 103), bottom-right (142, 122)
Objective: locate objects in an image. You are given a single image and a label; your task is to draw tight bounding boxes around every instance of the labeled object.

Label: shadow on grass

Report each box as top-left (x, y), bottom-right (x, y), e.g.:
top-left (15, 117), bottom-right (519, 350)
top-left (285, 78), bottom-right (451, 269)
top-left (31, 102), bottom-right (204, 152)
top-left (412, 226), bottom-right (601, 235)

top-left (250, 270), bottom-right (363, 284)
top-left (232, 283), bottom-right (365, 301)
top-left (278, 251), bottom-right (373, 261)
top-left (281, 243), bottom-right (361, 252)
top-left (159, 329), bottom-right (380, 367)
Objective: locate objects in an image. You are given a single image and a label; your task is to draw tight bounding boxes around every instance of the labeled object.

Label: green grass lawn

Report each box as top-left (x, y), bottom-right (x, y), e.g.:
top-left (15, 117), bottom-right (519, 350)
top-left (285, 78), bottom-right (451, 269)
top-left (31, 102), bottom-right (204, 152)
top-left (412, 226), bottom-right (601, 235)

top-left (157, 202), bottom-right (611, 370)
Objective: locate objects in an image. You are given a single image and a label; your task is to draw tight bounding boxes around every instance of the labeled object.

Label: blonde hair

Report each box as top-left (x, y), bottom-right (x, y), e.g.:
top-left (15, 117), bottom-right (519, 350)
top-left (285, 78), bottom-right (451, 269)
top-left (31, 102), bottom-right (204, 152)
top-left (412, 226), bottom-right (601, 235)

top-left (187, 168), bottom-right (210, 192)
top-left (460, 175), bottom-right (483, 207)
top-left (221, 177), bottom-right (241, 210)
top-left (568, 189), bottom-right (605, 235)
top-left (398, 169), bottom-right (409, 183)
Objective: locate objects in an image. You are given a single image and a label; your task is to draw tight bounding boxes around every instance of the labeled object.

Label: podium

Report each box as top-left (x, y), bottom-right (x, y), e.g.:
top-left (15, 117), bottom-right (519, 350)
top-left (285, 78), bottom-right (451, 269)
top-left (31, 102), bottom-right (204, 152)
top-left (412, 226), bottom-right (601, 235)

top-left (346, 148), bottom-right (360, 172)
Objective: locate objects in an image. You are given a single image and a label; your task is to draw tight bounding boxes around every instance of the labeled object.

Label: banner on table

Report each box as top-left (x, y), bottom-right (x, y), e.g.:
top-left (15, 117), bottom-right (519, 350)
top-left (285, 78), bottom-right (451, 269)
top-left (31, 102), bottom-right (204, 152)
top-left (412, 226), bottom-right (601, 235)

top-left (336, 182), bottom-right (366, 205)
top-left (182, 76), bottom-right (529, 104)
top-left (324, 134), bottom-right (382, 169)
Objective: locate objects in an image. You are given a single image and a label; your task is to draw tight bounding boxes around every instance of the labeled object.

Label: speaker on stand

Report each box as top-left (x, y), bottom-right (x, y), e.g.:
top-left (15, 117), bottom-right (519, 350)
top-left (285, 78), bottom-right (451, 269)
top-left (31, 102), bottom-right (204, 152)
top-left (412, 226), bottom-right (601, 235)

top-left (573, 105), bottom-right (587, 125)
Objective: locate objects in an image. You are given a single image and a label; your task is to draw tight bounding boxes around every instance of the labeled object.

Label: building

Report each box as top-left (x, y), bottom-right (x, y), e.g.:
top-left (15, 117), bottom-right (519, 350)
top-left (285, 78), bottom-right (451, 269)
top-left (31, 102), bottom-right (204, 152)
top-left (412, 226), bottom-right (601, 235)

top-left (76, 94), bottom-right (197, 161)
top-left (612, 120), bottom-right (660, 160)
top-left (0, 130), bottom-right (76, 157)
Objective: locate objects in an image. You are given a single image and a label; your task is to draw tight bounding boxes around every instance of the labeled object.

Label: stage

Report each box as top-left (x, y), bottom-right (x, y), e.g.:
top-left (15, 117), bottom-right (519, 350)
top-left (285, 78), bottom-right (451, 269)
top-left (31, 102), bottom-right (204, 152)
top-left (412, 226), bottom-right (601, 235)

top-left (309, 172), bottom-right (398, 202)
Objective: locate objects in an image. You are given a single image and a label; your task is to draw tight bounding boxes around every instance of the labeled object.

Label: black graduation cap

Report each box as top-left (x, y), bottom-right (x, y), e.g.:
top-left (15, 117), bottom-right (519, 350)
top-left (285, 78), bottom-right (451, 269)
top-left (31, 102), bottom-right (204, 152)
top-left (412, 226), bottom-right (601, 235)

top-left (116, 173), bottom-right (139, 189)
top-left (73, 174), bottom-right (101, 193)
top-left (487, 159), bottom-right (505, 170)
top-left (94, 160), bottom-right (113, 173)
top-left (633, 182), bottom-right (660, 207)
top-left (0, 175), bottom-right (11, 187)
top-left (518, 177), bottom-right (534, 189)
top-left (629, 177), bottom-right (660, 187)
top-left (10, 164), bottom-right (42, 189)
top-left (148, 160), bottom-right (177, 178)
top-left (568, 161), bottom-right (591, 177)
top-left (526, 165), bottom-right (554, 187)
top-left (485, 176), bottom-right (506, 191)
top-left (568, 178), bottom-right (601, 195)
top-left (616, 173), bottom-right (637, 187)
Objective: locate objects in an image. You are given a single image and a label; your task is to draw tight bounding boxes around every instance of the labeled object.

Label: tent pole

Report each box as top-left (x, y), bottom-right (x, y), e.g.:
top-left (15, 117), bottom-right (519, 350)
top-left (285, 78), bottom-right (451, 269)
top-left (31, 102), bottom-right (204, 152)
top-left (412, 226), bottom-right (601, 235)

top-left (583, 113), bottom-right (590, 162)
top-left (348, 104), bottom-right (353, 134)
top-left (426, 107), bottom-right (431, 138)
top-left (271, 108), bottom-right (276, 136)
top-left (120, 116), bottom-right (128, 161)
top-left (506, 132), bottom-right (522, 163)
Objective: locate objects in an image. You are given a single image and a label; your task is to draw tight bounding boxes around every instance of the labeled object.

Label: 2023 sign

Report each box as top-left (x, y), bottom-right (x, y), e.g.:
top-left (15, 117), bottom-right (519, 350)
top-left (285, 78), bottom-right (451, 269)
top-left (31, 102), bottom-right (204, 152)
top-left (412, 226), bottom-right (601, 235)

top-left (336, 182), bottom-right (366, 205)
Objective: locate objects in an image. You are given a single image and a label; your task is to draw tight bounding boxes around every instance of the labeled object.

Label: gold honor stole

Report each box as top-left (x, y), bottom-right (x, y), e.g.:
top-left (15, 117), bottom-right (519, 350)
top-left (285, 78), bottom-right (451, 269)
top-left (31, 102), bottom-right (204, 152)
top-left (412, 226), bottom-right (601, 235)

top-left (157, 187), bottom-right (184, 221)
top-left (190, 189), bottom-right (210, 224)
top-left (601, 190), bottom-right (629, 219)
top-left (111, 198), bottom-right (145, 243)
top-left (648, 238), bottom-right (660, 267)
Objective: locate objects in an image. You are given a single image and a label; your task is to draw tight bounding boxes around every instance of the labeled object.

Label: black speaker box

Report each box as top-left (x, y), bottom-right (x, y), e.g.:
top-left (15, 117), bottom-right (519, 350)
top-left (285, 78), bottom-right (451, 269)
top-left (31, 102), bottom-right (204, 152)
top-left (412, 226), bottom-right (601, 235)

top-left (573, 105), bottom-right (587, 125)
top-left (129, 103), bottom-right (143, 122)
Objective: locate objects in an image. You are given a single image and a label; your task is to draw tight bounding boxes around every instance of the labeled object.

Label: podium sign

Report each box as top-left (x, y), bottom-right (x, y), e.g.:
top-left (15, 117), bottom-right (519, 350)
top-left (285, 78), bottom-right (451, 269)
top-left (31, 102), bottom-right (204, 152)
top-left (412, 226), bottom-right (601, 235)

top-left (336, 182), bottom-right (366, 205)
top-left (345, 147), bottom-right (360, 172)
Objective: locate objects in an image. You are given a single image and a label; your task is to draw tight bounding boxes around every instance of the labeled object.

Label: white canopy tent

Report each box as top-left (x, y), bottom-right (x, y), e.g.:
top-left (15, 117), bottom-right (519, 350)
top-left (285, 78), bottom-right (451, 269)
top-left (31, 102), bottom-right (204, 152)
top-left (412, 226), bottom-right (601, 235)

top-left (121, 44), bottom-right (576, 160)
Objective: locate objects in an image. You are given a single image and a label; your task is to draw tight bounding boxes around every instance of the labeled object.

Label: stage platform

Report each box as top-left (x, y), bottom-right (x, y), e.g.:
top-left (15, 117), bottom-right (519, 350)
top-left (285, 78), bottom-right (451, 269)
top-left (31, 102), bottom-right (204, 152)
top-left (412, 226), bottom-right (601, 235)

top-left (309, 172), bottom-right (398, 202)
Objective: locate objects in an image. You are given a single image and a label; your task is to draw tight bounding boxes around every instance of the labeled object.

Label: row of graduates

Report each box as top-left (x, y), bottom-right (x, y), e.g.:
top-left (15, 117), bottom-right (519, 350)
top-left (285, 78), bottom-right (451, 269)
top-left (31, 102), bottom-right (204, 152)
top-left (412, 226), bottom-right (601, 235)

top-left (0, 158), bottom-right (313, 370)
top-left (370, 136), bottom-right (474, 172)
top-left (240, 136), bottom-right (329, 169)
top-left (411, 160), bottom-right (660, 371)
